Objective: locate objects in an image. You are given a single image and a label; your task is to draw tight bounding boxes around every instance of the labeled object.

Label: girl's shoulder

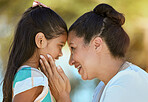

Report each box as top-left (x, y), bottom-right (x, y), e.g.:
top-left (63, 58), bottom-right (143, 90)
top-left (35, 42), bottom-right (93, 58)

top-left (13, 65), bottom-right (48, 98)
top-left (13, 65), bottom-right (46, 86)
top-left (18, 65), bottom-right (45, 76)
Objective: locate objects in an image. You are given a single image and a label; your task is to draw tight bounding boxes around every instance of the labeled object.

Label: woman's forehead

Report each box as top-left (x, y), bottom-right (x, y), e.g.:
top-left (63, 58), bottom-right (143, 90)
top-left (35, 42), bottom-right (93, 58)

top-left (68, 32), bottom-right (85, 46)
top-left (68, 32), bottom-right (77, 43)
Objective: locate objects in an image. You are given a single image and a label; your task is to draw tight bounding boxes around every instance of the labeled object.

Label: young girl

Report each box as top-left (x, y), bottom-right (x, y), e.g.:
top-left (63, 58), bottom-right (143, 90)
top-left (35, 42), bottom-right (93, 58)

top-left (2, 1), bottom-right (68, 102)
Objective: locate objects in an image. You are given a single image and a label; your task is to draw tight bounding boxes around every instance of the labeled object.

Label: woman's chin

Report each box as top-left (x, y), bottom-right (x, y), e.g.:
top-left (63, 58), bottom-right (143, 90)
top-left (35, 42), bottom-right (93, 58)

top-left (81, 75), bottom-right (88, 80)
top-left (81, 75), bottom-right (95, 80)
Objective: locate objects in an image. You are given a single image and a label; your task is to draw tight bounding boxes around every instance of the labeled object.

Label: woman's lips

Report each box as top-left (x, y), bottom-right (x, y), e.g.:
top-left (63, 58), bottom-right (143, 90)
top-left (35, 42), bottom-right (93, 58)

top-left (75, 65), bottom-right (82, 74)
top-left (78, 67), bottom-right (82, 74)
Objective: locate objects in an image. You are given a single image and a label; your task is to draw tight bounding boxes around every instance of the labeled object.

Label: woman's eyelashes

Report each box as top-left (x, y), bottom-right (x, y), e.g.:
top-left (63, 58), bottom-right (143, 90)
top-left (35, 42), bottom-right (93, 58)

top-left (71, 46), bottom-right (75, 51)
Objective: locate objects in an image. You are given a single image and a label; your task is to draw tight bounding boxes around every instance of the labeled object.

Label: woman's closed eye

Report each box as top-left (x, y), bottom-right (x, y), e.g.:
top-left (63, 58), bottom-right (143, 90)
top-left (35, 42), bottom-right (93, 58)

top-left (71, 47), bottom-right (75, 51)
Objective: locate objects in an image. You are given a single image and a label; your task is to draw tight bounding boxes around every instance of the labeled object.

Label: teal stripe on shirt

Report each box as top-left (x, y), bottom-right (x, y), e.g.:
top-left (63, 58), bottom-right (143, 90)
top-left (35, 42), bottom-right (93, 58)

top-left (13, 67), bottom-right (31, 88)
top-left (42, 91), bottom-right (52, 102)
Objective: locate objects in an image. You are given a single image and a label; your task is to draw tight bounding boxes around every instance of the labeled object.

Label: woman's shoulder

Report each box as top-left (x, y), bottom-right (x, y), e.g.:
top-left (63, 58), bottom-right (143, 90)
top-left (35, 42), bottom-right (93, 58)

top-left (101, 63), bottom-right (148, 102)
top-left (117, 62), bottom-right (148, 80)
top-left (107, 62), bottom-right (148, 87)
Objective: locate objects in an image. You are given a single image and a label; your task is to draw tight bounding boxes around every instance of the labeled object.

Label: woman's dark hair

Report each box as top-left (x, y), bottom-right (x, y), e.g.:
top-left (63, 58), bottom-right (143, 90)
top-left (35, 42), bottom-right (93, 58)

top-left (69, 3), bottom-right (130, 58)
top-left (2, 6), bottom-right (67, 102)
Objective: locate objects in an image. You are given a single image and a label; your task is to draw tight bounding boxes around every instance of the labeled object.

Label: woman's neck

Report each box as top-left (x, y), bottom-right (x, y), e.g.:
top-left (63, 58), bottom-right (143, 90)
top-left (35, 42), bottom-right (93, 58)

top-left (97, 54), bottom-right (125, 85)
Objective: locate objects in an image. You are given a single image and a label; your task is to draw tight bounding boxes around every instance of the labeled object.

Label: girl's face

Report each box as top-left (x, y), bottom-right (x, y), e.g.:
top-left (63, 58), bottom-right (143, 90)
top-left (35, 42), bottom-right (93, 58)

top-left (68, 31), bottom-right (100, 80)
top-left (39, 32), bottom-right (67, 60)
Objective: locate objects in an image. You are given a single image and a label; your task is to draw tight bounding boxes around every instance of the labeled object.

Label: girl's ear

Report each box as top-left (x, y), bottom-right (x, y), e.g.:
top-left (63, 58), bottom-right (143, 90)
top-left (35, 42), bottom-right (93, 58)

top-left (92, 36), bottom-right (103, 53)
top-left (35, 32), bottom-right (47, 48)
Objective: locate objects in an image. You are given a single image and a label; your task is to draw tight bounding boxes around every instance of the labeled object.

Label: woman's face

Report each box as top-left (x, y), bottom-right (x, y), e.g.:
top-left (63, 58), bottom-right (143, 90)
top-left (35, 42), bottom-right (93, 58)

top-left (40, 32), bottom-right (67, 60)
top-left (68, 31), bottom-right (99, 80)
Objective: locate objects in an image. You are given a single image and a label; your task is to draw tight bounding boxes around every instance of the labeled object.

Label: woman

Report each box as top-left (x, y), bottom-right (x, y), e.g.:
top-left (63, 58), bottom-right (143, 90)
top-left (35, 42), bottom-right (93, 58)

top-left (2, 1), bottom-right (69, 102)
top-left (40, 3), bottom-right (148, 102)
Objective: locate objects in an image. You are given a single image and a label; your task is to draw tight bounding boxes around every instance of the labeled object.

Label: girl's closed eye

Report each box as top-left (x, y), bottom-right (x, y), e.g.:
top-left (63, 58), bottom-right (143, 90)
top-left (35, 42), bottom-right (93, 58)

top-left (58, 44), bottom-right (65, 50)
top-left (59, 44), bottom-right (64, 48)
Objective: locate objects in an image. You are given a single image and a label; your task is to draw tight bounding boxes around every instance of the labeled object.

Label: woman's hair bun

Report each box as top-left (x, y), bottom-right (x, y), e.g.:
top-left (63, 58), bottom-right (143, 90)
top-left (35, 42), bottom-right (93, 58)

top-left (93, 3), bottom-right (125, 26)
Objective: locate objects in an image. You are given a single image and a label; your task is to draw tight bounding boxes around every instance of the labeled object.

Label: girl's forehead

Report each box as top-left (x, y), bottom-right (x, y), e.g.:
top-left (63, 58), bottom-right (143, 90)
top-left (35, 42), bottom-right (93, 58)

top-left (57, 34), bottom-right (67, 41)
top-left (48, 33), bottom-right (67, 44)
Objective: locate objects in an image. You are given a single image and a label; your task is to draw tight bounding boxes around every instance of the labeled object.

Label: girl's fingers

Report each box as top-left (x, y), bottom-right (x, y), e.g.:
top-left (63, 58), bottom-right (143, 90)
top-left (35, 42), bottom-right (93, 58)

top-left (39, 54), bottom-right (71, 100)
top-left (47, 54), bottom-right (59, 75)
top-left (39, 59), bottom-right (49, 77)
top-left (40, 55), bottom-right (53, 76)
top-left (57, 66), bottom-right (71, 93)
top-left (57, 66), bottom-right (69, 82)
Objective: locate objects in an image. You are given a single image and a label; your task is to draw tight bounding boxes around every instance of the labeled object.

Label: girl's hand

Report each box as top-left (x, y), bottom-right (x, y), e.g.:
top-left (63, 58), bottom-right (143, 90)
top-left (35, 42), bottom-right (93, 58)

top-left (39, 54), bottom-right (71, 102)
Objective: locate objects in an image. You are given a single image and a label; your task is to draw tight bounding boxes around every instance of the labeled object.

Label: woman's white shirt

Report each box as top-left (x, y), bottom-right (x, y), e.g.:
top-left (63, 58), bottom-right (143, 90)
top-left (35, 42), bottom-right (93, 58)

top-left (92, 62), bottom-right (148, 102)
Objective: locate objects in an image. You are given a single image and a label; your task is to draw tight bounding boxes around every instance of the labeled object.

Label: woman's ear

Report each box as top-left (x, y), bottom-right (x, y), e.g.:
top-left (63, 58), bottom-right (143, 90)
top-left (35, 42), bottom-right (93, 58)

top-left (92, 37), bottom-right (103, 53)
top-left (35, 32), bottom-right (47, 48)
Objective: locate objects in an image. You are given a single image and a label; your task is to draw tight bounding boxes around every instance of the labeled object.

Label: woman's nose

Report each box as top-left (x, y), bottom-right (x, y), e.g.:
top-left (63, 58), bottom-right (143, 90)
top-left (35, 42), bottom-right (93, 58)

top-left (69, 55), bottom-right (75, 66)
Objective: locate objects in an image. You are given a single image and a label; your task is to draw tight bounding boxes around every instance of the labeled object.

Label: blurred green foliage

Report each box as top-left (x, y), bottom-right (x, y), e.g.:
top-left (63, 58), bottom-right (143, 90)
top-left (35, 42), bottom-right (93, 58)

top-left (0, 0), bottom-right (148, 72)
top-left (0, 0), bottom-right (148, 70)
top-left (0, 0), bottom-right (148, 101)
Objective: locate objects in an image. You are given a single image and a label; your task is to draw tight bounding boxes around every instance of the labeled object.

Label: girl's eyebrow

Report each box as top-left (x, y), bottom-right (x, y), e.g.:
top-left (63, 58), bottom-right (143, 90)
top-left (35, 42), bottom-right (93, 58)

top-left (60, 42), bottom-right (66, 44)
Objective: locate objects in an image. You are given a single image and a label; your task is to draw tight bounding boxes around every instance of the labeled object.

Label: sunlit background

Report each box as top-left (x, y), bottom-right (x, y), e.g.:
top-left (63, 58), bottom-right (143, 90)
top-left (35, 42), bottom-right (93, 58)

top-left (0, 0), bottom-right (148, 101)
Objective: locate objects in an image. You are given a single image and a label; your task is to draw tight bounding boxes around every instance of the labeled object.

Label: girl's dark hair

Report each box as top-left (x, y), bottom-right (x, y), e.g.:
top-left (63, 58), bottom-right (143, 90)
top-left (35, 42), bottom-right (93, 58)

top-left (69, 3), bottom-right (130, 58)
top-left (2, 6), bottom-right (67, 102)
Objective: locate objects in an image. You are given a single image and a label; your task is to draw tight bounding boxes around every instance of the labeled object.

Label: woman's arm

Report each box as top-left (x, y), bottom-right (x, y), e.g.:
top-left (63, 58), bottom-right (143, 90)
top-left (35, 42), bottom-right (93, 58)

top-left (40, 54), bottom-right (71, 102)
top-left (13, 86), bottom-right (43, 102)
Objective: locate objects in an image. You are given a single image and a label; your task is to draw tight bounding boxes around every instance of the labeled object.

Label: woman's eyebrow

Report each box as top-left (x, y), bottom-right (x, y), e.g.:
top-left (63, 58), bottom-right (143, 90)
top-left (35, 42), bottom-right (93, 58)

top-left (69, 42), bottom-right (74, 46)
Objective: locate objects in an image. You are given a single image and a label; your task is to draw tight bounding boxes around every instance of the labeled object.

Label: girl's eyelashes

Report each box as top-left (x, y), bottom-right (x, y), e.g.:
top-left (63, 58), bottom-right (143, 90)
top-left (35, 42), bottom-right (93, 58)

top-left (59, 44), bottom-right (64, 48)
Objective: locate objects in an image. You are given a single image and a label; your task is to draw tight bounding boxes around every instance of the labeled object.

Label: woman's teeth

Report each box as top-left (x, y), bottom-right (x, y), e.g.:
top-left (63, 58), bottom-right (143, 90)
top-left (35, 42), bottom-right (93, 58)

top-left (77, 65), bottom-right (82, 69)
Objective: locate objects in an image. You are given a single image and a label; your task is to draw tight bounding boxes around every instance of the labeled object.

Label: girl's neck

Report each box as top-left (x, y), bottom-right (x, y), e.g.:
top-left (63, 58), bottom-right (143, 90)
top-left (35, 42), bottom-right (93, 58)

top-left (22, 52), bottom-right (39, 69)
top-left (23, 60), bottom-right (39, 69)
